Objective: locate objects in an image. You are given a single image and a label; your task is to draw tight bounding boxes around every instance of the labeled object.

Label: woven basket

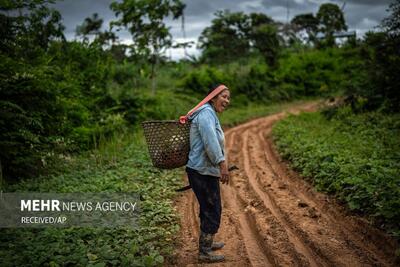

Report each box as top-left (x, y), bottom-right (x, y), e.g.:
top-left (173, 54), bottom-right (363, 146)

top-left (142, 120), bottom-right (191, 169)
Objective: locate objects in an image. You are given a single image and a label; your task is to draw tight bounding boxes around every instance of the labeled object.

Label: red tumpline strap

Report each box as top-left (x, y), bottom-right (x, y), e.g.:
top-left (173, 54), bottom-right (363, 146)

top-left (179, 84), bottom-right (228, 124)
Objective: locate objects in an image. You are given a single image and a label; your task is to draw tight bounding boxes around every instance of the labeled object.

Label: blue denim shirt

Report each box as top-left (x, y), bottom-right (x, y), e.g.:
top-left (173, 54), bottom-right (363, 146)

top-left (187, 103), bottom-right (225, 177)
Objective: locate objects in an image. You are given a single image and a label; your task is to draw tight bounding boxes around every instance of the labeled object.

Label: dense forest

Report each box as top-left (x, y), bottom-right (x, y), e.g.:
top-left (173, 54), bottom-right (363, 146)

top-left (0, 0), bottom-right (399, 266)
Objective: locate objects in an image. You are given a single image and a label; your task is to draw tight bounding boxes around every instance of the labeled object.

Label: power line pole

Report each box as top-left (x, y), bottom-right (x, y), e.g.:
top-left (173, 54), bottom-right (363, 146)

top-left (286, 0), bottom-right (290, 24)
top-left (181, 11), bottom-right (188, 58)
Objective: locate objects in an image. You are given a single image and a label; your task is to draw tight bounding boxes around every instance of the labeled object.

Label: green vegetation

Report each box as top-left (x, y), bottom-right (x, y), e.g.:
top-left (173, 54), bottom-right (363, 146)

top-left (1, 0), bottom-right (400, 265)
top-left (272, 109), bottom-right (400, 237)
top-left (271, 0), bottom-right (400, 239)
top-left (198, 11), bottom-right (280, 66)
top-left (0, 132), bottom-right (183, 266)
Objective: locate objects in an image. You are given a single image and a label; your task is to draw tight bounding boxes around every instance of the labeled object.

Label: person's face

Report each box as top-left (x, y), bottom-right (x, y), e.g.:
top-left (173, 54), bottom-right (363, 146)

top-left (211, 89), bottom-right (230, 113)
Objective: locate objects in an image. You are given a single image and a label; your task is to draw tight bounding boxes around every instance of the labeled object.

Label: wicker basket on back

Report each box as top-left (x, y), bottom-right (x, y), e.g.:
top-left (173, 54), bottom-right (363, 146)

top-left (142, 120), bottom-right (191, 169)
top-left (142, 84), bottom-right (228, 169)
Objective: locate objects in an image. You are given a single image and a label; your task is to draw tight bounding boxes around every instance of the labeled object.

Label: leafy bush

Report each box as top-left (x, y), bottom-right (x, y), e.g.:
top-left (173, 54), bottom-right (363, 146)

top-left (178, 65), bottom-right (231, 96)
top-left (179, 48), bottom-right (353, 105)
top-left (353, 31), bottom-right (400, 112)
top-left (0, 55), bottom-right (65, 178)
top-left (124, 90), bottom-right (197, 121)
top-left (276, 48), bottom-right (347, 97)
top-left (272, 110), bottom-right (400, 236)
top-left (0, 37), bottom-right (139, 179)
top-left (234, 63), bottom-right (276, 102)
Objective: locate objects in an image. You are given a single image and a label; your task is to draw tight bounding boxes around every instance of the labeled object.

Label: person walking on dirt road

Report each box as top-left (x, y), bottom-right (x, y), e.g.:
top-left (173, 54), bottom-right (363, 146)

top-left (186, 84), bottom-right (230, 263)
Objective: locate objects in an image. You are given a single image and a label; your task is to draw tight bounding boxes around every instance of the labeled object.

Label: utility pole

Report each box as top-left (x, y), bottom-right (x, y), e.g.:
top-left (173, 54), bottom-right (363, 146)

top-left (286, 0), bottom-right (290, 24)
top-left (341, 1), bottom-right (346, 12)
top-left (181, 11), bottom-right (188, 58)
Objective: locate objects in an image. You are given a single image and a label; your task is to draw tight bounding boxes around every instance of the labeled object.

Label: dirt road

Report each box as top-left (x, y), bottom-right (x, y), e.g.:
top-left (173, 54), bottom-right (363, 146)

top-left (170, 102), bottom-right (398, 267)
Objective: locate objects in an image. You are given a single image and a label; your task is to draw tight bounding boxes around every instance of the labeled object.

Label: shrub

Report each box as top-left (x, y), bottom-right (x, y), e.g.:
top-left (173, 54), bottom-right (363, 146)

top-left (273, 110), bottom-right (400, 236)
top-left (276, 48), bottom-right (347, 97)
top-left (178, 65), bottom-right (230, 96)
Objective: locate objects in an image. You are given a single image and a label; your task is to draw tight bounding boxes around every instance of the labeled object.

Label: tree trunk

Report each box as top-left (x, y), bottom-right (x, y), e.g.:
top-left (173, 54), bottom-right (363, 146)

top-left (151, 53), bottom-right (158, 95)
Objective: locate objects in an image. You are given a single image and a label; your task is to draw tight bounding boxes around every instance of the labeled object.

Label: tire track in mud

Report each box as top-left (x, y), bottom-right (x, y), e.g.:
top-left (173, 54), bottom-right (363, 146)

top-left (170, 101), bottom-right (398, 267)
top-left (258, 128), bottom-right (397, 266)
top-left (241, 130), bottom-right (328, 267)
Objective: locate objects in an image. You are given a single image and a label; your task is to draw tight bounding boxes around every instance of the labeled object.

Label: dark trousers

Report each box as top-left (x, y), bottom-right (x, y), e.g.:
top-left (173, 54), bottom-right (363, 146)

top-left (186, 167), bottom-right (221, 234)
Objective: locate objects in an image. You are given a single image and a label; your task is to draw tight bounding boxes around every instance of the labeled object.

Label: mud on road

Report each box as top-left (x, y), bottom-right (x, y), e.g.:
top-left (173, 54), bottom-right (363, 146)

top-left (169, 102), bottom-right (398, 267)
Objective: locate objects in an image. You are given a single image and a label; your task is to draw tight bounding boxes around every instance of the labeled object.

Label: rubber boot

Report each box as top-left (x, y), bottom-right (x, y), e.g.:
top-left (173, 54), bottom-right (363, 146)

top-left (211, 241), bottom-right (225, 250)
top-left (199, 231), bottom-right (225, 263)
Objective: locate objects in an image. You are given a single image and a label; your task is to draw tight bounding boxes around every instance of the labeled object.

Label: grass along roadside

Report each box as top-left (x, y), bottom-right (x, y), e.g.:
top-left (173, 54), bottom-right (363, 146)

top-left (272, 108), bottom-right (400, 238)
top-left (0, 129), bottom-right (183, 266)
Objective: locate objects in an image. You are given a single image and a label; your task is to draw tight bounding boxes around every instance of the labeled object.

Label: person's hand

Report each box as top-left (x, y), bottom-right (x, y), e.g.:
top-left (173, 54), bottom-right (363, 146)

top-left (219, 161), bottom-right (230, 185)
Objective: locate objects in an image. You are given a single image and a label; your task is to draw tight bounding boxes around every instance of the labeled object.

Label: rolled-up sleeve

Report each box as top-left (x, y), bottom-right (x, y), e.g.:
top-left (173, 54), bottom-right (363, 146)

top-left (197, 110), bottom-right (225, 165)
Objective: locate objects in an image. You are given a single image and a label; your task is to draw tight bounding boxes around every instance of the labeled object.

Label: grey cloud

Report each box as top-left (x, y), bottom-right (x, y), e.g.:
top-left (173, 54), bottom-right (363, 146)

top-left (344, 4), bottom-right (389, 31)
top-left (52, 0), bottom-right (393, 47)
top-left (338, 0), bottom-right (393, 6)
top-left (51, 0), bottom-right (115, 36)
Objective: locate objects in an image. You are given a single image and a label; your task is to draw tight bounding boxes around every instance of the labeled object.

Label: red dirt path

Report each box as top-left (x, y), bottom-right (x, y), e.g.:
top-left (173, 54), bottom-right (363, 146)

top-left (169, 101), bottom-right (398, 267)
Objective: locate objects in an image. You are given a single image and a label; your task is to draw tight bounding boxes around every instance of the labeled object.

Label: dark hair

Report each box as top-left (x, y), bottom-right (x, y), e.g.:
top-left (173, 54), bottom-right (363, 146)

top-left (207, 84), bottom-right (223, 104)
top-left (206, 84), bottom-right (222, 96)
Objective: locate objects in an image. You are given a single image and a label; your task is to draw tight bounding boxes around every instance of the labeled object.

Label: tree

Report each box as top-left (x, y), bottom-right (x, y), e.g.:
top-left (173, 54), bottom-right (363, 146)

top-left (316, 3), bottom-right (347, 46)
top-left (361, 0), bottom-right (400, 111)
top-left (291, 13), bottom-right (319, 45)
top-left (248, 13), bottom-right (280, 67)
top-left (198, 11), bottom-right (280, 66)
top-left (76, 13), bottom-right (117, 47)
top-left (344, 0), bottom-right (400, 112)
top-left (0, 0), bottom-right (66, 179)
top-left (198, 10), bottom-right (250, 64)
top-left (0, 0), bottom-right (65, 57)
top-left (381, 0), bottom-right (400, 37)
top-left (110, 0), bottom-right (185, 94)
top-left (76, 13), bottom-right (103, 41)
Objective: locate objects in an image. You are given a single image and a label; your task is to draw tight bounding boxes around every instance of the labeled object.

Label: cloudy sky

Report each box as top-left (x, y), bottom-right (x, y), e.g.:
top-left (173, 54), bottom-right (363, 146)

top-left (52, 0), bottom-right (394, 60)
